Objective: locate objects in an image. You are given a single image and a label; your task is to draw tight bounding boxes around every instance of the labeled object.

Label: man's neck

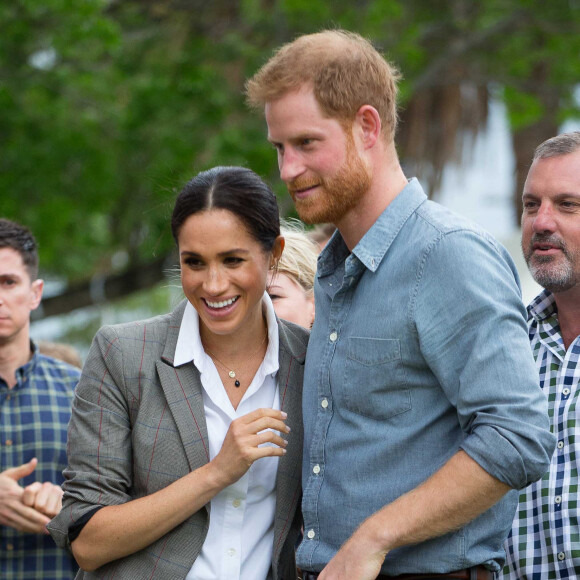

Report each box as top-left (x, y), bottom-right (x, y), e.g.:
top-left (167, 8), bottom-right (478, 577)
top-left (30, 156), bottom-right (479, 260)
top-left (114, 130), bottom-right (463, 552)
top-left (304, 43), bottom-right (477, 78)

top-left (0, 332), bottom-right (32, 389)
top-left (337, 148), bottom-right (409, 251)
top-left (552, 288), bottom-right (580, 351)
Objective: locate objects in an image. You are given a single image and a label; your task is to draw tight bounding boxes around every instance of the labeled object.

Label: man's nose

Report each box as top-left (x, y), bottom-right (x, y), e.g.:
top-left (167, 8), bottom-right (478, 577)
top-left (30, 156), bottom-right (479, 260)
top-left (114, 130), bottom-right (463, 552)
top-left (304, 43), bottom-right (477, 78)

top-left (533, 202), bottom-right (557, 234)
top-left (279, 148), bottom-right (304, 183)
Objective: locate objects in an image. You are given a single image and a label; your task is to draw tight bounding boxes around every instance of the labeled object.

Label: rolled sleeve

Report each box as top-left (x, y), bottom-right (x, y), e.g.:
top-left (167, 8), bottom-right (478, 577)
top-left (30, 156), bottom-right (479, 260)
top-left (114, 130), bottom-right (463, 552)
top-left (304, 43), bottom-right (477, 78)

top-left (414, 229), bottom-right (555, 489)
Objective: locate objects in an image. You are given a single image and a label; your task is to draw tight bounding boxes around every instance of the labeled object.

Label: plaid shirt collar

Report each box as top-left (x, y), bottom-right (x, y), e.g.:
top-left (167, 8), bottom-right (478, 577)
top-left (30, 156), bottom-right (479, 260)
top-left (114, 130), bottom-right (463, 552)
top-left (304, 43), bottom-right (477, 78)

top-left (528, 288), bottom-right (557, 322)
top-left (11, 341), bottom-right (38, 389)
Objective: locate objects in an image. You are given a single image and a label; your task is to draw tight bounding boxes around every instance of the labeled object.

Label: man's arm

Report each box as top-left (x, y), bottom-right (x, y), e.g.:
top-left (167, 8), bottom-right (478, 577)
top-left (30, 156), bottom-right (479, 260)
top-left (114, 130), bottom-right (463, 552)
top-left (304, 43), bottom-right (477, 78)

top-left (321, 232), bottom-right (551, 580)
top-left (0, 458), bottom-right (61, 534)
top-left (320, 450), bottom-right (510, 580)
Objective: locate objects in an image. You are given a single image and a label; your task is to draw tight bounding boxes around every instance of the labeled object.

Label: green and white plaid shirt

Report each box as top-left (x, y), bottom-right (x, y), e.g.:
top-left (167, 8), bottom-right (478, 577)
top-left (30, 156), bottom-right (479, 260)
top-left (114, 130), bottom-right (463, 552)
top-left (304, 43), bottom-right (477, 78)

top-left (502, 290), bottom-right (580, 579)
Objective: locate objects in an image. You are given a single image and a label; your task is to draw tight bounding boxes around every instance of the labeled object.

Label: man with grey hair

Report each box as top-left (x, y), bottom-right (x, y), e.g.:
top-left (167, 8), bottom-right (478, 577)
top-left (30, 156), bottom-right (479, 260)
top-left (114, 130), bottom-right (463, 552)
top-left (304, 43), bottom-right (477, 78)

top-left (502, 131), bottom-right (580, 579)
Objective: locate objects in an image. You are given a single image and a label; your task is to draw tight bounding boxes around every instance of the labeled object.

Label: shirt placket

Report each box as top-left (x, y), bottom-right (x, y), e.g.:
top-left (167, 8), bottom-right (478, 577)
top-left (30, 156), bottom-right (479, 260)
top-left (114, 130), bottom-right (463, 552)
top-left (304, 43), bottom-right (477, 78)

top-left (221, 474), bottom-right (248, 578)
top-left (301, 255), bottom-right (364, 560)
top-left (540, 320), bottom-right (577, 572)
top-left (1, 375), bottom-right (26, 560)
top-left (554, 337), bottom-right (580, 572)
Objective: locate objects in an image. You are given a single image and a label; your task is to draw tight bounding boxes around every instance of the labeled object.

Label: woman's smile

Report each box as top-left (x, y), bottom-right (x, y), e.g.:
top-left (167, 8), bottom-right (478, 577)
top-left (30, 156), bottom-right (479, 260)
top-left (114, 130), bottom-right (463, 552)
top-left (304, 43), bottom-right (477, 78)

top-left (178, 208), bottom-right (276, 340)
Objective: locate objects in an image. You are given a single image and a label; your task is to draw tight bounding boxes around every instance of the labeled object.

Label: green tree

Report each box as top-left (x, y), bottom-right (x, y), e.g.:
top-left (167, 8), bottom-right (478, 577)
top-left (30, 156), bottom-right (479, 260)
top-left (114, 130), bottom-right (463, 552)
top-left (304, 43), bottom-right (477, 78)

top-left (1, 0), bottom-right (578, 320)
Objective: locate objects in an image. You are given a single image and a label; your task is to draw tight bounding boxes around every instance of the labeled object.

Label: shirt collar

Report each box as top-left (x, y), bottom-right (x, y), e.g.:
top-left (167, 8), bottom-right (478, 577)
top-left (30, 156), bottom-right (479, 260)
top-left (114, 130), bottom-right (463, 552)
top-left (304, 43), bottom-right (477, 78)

top-left (174, 292), bottom-right (279, 376)
top-left (317, 178), bottom-right (427, 276)
top-left (6, 341), bottom-right (39, 389)
top-left (528, 288), bottom-right (557, 322)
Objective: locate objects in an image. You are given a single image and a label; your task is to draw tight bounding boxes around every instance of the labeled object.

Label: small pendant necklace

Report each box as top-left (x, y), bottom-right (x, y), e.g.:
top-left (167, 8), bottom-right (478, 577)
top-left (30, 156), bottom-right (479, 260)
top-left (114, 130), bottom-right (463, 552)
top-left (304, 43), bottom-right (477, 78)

top-left (204, 332), bottom-right (268, 388)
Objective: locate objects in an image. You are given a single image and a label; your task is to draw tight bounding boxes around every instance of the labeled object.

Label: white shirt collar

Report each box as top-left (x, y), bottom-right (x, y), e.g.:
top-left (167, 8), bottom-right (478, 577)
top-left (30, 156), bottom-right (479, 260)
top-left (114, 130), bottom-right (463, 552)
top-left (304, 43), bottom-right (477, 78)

top-left (174, 292), bottom-right (279, 376)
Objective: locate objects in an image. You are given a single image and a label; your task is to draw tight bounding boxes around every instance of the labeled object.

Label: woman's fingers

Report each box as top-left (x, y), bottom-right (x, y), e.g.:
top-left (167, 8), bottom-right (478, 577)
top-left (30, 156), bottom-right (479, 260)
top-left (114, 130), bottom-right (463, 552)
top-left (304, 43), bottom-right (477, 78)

top-left (211, 408), bottom-right (291, 487)
top-left (236, 408), bottom-right (290, 436)
top-left (239, 407), bottom-right (288, 425)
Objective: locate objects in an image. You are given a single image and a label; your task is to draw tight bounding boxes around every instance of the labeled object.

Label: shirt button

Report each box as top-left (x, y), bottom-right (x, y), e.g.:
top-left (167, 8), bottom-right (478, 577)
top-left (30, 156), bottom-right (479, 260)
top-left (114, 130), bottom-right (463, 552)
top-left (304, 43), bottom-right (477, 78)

top-left (5, 394), bottom-right (11, 401)
top-left (5, 439), bottom-right (12, 446)
top-left (232, 499), bottom-right (241, 508)
top-left (563, 388), bottom-right (570, 396)
top-left (558, 552), bottom-right (565, 561)
top-left (313, 465), bottom-right (321, 474)
top-left (228, 548), bottom-right (236, 557)
top-left (329, 332), bottom-right (338, 342)
top-left (555, 496), bottom-right (562, 505)
top-left (307, 529), bottom-right (315, 539)
top-left (321, 398), bottom-right (329, 408)
top-left (371, 258), bottom-right (376, 268)
top-left (557, 440), bottom-right (564, 449)
top-left (6, 544), bottom-right (13, 551)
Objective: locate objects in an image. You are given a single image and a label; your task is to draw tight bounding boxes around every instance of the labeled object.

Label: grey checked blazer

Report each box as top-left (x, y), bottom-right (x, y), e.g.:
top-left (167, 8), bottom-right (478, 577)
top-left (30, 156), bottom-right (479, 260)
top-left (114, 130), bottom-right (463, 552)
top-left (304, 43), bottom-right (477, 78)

top-left (48, 300), bottom-right (308, 580)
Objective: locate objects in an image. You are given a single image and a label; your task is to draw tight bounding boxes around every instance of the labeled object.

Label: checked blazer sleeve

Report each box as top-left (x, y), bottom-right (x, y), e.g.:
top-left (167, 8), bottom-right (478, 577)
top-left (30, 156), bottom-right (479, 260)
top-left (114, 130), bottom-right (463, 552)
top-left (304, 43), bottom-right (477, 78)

top-left (49, 303), bottom-right (211, 579)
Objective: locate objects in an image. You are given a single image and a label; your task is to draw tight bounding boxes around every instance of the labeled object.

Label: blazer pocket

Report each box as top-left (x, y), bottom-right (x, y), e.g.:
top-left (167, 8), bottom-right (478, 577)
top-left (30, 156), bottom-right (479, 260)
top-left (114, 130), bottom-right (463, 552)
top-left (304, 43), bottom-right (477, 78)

top-left (342, 337), bottom-right (411, 419)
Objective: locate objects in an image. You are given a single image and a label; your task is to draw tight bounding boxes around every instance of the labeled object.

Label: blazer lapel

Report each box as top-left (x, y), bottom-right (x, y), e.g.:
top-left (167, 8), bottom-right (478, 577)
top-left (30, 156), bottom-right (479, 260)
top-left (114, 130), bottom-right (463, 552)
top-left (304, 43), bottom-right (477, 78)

top-left (155, 300), bottom-right (210, 472)
top-left (273, 320), bottom-right (307, 561)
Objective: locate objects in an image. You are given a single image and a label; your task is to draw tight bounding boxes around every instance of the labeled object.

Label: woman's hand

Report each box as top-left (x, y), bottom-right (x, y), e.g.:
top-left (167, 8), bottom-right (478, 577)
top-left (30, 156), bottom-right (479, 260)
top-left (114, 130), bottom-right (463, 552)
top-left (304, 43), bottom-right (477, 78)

top-left (71, 407), bottom-right (291, 571)
top-left (210, 408), bottom-right (290, 487)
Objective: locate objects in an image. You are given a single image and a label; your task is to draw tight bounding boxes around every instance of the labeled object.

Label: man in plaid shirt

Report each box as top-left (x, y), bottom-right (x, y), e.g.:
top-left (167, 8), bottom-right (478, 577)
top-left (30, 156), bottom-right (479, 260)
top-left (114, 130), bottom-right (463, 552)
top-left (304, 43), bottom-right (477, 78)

top-left (503, 131), bottom-right (580, 579)
top-left (0, 218), bottom-right (80, 579)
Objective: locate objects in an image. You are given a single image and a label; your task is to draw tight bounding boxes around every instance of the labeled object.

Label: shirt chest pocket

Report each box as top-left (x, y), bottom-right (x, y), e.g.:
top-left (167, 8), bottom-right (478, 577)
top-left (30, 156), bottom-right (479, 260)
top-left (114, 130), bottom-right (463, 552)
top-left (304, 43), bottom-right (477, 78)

top-left (342, 337), bottom-right (411, 419)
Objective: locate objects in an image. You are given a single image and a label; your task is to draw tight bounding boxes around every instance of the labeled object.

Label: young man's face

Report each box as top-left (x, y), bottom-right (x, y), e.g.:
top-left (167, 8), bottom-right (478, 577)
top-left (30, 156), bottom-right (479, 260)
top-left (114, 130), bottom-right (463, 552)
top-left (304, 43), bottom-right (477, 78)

top-left (521, 149), bottom-right (580, 295)
top-left (265, 86), bottom-right (371, 225)
top-left (0, 247), bottom-right (43, 346)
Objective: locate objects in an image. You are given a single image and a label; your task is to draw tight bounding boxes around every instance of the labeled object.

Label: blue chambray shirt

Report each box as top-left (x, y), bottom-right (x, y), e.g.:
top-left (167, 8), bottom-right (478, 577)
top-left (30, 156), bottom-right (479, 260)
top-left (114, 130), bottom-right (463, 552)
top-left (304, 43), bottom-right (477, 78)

top-left (296, 179), bottom-right (555, 575)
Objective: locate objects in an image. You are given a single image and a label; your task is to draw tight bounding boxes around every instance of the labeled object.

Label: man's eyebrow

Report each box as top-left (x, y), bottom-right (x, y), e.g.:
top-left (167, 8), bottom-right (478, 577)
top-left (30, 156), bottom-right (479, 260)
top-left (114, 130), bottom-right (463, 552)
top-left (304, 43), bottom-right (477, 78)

top-left (523, 191), bottom-right (580, 200)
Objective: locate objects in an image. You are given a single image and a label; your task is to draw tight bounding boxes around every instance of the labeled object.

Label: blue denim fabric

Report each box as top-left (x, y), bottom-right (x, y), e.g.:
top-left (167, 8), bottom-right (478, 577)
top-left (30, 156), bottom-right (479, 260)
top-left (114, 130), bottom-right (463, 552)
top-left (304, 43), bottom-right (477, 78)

top-left (296, 179), bottom-right (556, 575)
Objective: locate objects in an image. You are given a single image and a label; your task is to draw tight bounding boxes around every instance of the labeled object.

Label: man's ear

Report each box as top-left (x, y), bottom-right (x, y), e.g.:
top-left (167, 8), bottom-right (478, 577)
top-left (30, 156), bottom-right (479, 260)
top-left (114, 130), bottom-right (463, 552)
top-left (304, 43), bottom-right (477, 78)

top-left (354, 105), bottom-right (381, 150)
top-left (29, 279), bottom-right (44, 311)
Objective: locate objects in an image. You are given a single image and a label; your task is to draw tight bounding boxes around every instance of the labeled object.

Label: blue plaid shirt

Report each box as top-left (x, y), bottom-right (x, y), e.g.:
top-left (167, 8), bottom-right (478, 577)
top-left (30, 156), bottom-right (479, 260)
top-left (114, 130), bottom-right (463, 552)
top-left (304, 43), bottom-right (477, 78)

top-left (502, 290), bottom-right (580, 579)
top-left (0, 344), bottom-right (80, 580)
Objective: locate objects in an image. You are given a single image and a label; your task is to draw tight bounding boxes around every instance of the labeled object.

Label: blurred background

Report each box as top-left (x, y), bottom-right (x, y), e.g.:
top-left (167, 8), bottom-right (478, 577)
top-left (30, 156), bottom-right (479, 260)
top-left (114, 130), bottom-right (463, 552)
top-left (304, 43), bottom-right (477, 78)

top-left (1, 0), bottom-right (579, 360)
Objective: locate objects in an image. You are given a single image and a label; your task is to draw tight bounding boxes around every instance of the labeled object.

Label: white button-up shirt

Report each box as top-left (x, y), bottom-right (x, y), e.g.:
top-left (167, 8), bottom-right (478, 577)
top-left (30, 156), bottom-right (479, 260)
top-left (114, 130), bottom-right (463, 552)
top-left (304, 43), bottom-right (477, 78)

top-left (174, 294), bottom-right (280, 580)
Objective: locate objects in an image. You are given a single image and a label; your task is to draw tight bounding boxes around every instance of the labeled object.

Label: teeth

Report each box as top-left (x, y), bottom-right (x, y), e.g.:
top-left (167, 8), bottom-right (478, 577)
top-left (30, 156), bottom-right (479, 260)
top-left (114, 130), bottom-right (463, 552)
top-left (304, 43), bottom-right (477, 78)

top-left (206, 296), bottom-right (238, 309)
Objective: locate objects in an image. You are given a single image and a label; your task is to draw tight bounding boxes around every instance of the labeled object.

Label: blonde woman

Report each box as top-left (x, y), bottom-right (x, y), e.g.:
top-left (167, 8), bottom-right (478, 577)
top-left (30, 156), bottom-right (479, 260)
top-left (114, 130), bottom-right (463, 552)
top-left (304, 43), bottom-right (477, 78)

top-left (267, 221), bottom-right (318, 329)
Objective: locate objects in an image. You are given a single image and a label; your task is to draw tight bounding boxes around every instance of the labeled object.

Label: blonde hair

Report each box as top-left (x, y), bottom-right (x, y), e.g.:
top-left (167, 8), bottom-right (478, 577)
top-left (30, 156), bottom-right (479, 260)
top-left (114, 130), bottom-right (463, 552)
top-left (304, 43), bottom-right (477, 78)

top-left (246, 29), bottom-right (401, 142)
top-left (276, 220), bottom-right (319, 294)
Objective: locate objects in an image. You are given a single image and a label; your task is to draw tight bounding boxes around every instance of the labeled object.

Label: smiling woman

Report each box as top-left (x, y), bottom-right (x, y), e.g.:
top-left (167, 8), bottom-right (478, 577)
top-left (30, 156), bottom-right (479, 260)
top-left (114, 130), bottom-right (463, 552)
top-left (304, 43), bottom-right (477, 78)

top-left (48, 167), bottom-right (309, 580)
top-left (267, 221), bottom-right (318, 329)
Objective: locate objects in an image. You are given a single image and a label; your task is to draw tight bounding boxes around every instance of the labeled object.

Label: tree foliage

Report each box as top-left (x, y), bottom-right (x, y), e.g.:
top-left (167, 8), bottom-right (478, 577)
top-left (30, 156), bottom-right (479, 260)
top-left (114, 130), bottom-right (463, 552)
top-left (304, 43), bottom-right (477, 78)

top-left (1, 0), bottom-right (579, 313)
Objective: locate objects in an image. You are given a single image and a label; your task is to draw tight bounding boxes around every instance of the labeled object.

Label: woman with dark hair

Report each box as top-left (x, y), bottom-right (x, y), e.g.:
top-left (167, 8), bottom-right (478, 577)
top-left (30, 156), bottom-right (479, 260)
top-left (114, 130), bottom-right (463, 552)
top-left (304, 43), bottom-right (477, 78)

top-left (48, 167), bottom-right (308, 580)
